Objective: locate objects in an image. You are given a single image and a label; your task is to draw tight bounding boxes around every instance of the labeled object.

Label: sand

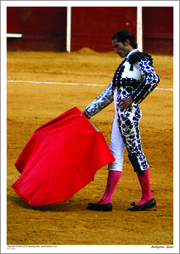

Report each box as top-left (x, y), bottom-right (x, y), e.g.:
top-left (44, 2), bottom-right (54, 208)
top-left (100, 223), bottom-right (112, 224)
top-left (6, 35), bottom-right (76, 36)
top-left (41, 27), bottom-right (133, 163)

top-left (6, 49), bottom-right (173, 249)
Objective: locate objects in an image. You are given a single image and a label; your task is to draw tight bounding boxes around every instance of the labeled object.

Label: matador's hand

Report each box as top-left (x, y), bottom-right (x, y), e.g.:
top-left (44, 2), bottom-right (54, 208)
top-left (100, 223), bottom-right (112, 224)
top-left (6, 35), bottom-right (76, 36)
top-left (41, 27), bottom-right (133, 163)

top-left (119, 97), bottom-right (134, 111)
top-left (81, 109), bottom-right (91, 119)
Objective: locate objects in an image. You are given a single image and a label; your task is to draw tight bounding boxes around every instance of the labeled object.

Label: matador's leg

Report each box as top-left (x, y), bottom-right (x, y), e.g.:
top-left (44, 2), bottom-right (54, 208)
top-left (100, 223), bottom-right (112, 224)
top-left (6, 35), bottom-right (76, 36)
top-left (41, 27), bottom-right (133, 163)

top-left (86, 115), bottom-right (125, 211)
top-left (118, 106), bottom-right (155, 209)
top-left (117, 102), bottom-right (149, 175)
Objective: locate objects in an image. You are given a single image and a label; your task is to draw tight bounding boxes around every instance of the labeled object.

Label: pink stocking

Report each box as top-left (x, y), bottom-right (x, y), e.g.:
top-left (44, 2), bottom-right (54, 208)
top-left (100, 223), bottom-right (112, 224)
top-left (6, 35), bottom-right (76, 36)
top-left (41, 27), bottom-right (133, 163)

top-left (137, 168), bottom-right (153, 206)
top-left (96, 170), bottom-right (122, 204)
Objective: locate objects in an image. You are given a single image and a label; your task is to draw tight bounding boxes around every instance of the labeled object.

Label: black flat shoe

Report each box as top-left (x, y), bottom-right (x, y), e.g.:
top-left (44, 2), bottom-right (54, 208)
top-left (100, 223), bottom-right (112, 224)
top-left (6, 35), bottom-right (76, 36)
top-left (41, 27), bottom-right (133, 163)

top-left (127, 198), bottom-right (156, 211)
top-left (86, 202), bottom-right (112, 212)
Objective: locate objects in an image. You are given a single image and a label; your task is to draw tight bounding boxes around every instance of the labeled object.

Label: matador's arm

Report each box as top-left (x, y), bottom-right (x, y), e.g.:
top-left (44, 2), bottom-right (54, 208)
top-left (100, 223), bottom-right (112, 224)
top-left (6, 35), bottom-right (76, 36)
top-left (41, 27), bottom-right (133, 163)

top-left (131, 55), bottom-right (160, 104)
top-left (85, 82), bottom-right (114, 116)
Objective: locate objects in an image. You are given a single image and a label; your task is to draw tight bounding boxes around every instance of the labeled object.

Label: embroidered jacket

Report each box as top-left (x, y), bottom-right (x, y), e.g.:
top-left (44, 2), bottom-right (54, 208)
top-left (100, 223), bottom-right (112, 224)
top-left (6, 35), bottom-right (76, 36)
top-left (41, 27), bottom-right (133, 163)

top-left (86, 49), bottom-right (160, 116)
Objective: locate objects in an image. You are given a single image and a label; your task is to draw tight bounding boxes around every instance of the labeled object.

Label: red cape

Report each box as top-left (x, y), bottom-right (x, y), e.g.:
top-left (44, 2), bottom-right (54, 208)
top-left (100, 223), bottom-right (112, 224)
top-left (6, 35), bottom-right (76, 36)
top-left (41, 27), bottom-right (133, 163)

top-left (12, 107), bottom-right (114, 206)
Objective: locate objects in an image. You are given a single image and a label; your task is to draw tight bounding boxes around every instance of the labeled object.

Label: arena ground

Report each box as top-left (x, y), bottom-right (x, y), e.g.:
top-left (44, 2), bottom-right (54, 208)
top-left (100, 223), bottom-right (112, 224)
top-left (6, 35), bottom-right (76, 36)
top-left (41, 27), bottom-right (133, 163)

top-left (6, 49), bottom-right (174, 250)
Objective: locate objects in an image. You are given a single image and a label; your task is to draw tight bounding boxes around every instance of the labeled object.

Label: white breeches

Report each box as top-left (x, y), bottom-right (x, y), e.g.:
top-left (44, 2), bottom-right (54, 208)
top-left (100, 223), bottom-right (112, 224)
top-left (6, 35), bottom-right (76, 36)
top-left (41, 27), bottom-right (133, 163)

top-left (108, 115), bottom-right (125, 172)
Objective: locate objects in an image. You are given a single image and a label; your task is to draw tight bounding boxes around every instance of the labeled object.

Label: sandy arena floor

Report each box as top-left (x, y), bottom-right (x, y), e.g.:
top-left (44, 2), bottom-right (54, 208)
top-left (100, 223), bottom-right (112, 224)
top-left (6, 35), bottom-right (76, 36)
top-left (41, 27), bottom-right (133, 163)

top-left (6, 49), bottom-right (174, 250)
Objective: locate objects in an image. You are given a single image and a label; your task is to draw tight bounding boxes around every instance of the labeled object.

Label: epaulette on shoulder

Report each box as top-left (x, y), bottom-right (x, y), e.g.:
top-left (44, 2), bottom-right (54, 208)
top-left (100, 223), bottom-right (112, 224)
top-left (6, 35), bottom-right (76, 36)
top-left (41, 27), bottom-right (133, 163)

top-left (129, 52), bottom-right (153, 70)
top-left (129, 52), bottom-right (153, 65)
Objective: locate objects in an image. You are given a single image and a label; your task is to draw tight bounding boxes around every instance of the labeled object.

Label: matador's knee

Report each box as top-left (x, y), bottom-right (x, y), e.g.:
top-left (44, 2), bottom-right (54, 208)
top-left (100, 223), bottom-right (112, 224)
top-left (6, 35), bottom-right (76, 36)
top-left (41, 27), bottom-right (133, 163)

top-left (128, 153), bottom-right (145, 176)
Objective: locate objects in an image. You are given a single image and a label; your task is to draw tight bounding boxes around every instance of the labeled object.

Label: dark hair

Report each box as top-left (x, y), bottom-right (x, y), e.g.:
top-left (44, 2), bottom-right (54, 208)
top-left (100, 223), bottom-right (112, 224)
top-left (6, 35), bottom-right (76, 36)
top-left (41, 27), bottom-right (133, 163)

top-left (111, 30), bottom-right (137, 49)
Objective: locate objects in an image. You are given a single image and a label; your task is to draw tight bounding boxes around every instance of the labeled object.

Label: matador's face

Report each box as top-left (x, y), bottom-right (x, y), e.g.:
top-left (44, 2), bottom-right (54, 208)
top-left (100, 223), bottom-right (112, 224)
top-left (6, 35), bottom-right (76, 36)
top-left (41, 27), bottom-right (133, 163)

top-left (112, 39), bottom-right (131, 58)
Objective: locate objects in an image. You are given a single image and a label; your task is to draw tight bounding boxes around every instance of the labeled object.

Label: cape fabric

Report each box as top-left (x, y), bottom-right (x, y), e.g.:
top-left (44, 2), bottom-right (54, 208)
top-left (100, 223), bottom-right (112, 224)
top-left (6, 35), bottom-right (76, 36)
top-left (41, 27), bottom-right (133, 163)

top-left (12, 107), bottom-right (115, 206)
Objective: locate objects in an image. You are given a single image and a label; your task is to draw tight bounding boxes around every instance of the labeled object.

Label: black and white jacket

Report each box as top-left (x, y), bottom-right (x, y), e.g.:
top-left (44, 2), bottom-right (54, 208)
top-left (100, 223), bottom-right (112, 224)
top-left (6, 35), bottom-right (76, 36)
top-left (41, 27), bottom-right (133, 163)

top-left (86, 49), bottom-right (160, 116)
